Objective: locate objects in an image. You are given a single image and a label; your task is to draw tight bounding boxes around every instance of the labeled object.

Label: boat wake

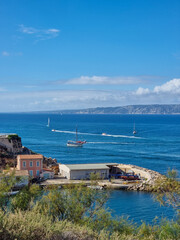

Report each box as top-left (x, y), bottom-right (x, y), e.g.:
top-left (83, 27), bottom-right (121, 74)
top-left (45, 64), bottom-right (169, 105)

top-left (52, 130), bottom-right (142, 139)
top-left (87, 142), bottom-right (135, 145)
top-left (103, 134), bottom-right (141, 139)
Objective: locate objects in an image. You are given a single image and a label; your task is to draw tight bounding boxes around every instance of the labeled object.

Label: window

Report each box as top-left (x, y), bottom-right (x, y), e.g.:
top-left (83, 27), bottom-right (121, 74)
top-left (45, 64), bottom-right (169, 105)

top-left (29, 161), bottom-right (33, 167)
top-left (36, 170), bottom-right (40, 177)
top-left (29, 170), bottom-right (33, 177)
top-left (36, 161), bottom-right (40, 167)
top-left (23, 161), bottom-right (26, 167)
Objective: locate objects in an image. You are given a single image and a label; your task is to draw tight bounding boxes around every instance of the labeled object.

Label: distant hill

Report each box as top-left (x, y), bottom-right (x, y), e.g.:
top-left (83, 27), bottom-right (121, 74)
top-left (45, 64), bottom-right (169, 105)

top-left (38, 104), bottom-right (180, 114)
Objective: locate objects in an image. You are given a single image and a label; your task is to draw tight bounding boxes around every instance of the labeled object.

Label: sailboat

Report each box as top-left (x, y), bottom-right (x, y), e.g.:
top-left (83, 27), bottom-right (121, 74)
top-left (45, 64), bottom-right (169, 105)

top-left (67, 127), bottom-right (86, 147)
top-left (133, 123), bottom-right (137, 135)
top-left (47, 118), bottom-right (50, 127)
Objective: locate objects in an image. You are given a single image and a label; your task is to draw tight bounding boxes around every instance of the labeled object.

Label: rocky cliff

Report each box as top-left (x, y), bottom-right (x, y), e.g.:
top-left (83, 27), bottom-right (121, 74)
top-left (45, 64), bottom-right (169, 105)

top-left (0, 134), bottom-right (57, 169)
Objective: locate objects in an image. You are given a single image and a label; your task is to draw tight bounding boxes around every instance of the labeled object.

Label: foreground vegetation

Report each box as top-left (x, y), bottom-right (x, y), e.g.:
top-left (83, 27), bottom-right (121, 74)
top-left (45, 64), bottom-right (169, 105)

top-left (0, 170), bottom-right (179, 240)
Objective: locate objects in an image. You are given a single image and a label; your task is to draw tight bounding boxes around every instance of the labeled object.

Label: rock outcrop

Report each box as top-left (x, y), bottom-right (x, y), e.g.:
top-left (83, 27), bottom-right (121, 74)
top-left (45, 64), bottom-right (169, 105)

top-left (121, 164), bottom-right (162, 191)
top-left (0, 134), bottom-right (58, 169)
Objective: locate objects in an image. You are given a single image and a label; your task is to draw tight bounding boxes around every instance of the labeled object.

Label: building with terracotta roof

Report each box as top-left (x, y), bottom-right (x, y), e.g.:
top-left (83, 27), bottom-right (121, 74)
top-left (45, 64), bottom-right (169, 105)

top-left (17, 154), bottom-right (43, 178)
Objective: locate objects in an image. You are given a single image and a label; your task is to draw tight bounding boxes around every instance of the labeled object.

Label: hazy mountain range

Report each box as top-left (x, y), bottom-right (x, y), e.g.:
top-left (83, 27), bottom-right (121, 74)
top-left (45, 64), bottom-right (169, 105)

top-left (36, 104), bottom-right (180, 114)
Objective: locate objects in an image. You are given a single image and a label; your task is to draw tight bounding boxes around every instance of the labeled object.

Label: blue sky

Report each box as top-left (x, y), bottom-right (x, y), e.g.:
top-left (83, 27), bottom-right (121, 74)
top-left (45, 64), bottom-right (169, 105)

top-left (0, 0), bottom-right (180, 112)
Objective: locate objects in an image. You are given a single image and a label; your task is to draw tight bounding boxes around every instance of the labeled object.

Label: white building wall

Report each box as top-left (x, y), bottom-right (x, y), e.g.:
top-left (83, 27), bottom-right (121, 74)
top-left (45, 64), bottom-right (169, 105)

top-left (59, 164), bottom-right (70, 179)
top-left (59, 164), bottom-right (110, 180)
top-left (70, 169), bottom-right (109, 180)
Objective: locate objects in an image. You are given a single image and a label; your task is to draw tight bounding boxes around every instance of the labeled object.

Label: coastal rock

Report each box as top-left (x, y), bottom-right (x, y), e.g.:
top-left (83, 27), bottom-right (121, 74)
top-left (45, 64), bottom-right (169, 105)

top-left (123, 164), bottom-right (162, 192)
top-left (0, 136), bottom-right (58, 168)
top-left (43, 156), bottom-right (58, 167)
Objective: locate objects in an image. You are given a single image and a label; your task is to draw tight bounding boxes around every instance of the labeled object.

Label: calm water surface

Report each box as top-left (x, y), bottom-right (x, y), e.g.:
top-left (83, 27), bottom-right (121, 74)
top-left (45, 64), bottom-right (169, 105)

top-left (0, 114), bottom-right (179, 223)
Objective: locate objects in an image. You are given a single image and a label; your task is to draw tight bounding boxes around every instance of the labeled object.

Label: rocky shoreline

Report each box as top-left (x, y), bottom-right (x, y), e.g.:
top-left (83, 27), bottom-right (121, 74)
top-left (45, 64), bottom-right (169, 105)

top-left (115, 164), bottom-right (162, 191)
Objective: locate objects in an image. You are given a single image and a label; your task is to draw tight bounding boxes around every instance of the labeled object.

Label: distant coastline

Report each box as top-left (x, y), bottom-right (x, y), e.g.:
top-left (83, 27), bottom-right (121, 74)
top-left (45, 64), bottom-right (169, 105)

top-left (28, 104), bottom-right (180, 115)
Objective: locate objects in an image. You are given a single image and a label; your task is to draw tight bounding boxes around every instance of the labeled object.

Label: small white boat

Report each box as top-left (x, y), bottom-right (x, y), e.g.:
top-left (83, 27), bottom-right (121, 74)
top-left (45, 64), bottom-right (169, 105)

top-left (52, 129), bottom-right (56, 132)
top-left (133, 123), bottom-right (137, 134)
top-left (67, 127), bottom-right (86, 147)
top-left (47, 118), bottom-right (50, 127)
top-left (102, 133), bottom-right (107, 136)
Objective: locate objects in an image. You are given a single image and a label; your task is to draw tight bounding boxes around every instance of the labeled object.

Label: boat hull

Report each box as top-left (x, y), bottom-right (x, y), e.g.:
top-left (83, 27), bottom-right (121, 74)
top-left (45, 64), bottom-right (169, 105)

top-left (67, 143), bottom-right (83, 147)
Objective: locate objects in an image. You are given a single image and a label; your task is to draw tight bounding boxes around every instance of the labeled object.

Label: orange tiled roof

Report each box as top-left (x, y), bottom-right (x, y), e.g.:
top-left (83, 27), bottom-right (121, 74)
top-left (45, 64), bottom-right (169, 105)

top-left (18, 154), bottom-right (43, 159)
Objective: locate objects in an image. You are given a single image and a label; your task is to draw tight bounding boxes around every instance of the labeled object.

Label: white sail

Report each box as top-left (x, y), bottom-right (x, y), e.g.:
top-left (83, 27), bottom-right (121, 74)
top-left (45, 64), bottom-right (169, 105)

top-left (47, 118), bottom-right (50, 127)
top-left (133, 123), bottom-right (137, 134)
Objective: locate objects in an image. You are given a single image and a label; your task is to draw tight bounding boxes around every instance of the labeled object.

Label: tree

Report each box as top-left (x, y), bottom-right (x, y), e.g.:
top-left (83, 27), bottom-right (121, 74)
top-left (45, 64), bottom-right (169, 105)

top-left (10, 184), bottom-right (41, 211)
top-left (152, 169), bottom-right (180, 214)
top-left (0, 168), bottom-right (17, 210)
top-left (35, 184), bottom-right (108, 224)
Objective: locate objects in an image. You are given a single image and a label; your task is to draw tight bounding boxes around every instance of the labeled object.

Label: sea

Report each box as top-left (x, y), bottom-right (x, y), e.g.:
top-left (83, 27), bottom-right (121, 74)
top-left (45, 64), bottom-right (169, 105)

top-left (0, 113), bottom-right (179, 224)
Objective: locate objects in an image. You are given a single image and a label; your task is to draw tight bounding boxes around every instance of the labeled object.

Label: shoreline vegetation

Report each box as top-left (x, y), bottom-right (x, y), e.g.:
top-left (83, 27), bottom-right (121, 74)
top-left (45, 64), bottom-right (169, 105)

top-left (0, 168), bottom-right (179, 240)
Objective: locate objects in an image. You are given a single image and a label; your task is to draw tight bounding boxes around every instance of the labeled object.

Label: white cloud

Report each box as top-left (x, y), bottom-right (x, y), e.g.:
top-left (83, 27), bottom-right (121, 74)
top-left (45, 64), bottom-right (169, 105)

top-left (153, 78), bottom-right (180, 93)
top-left (0, 87), bottom-right (6, 92)
top-left (47, 29), bottom-right (60, 33)
top-left (1, 78), bottom-right (180, 112)
top-left (131, 78), bottom-right (180, 104)
top-left (0, 90), bottom-right (127, 112)
top-left (19, 25), bottom-right (37, 34)
top-left (135, 87), bottom-right (150, 95)
top-left (2, 51), bottom-right (10, 56)
top-left (19, 25), bottom-right (60, 41)
top-left (58, 75), bottom-right (150, 85)
top-left (133, 78), bottom-right (180, 96)
top-left (1, 51), bottom-right (23, 57)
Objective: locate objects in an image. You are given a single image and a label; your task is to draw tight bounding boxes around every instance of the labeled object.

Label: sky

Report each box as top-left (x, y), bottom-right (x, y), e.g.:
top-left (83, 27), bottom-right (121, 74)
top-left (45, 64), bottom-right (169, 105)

top-left (0, 0), bottom-right (180, 112)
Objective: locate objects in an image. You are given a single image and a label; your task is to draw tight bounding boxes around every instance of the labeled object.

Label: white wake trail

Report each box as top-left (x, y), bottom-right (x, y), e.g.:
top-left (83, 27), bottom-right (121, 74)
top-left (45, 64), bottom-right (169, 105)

top-left (52, 129), bottom-right (142, 139)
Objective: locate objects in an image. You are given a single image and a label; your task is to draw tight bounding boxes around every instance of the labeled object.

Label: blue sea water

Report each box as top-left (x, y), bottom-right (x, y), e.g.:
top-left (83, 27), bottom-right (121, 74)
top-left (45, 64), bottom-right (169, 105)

top-left (0, 113), bottom-right (179, 223)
